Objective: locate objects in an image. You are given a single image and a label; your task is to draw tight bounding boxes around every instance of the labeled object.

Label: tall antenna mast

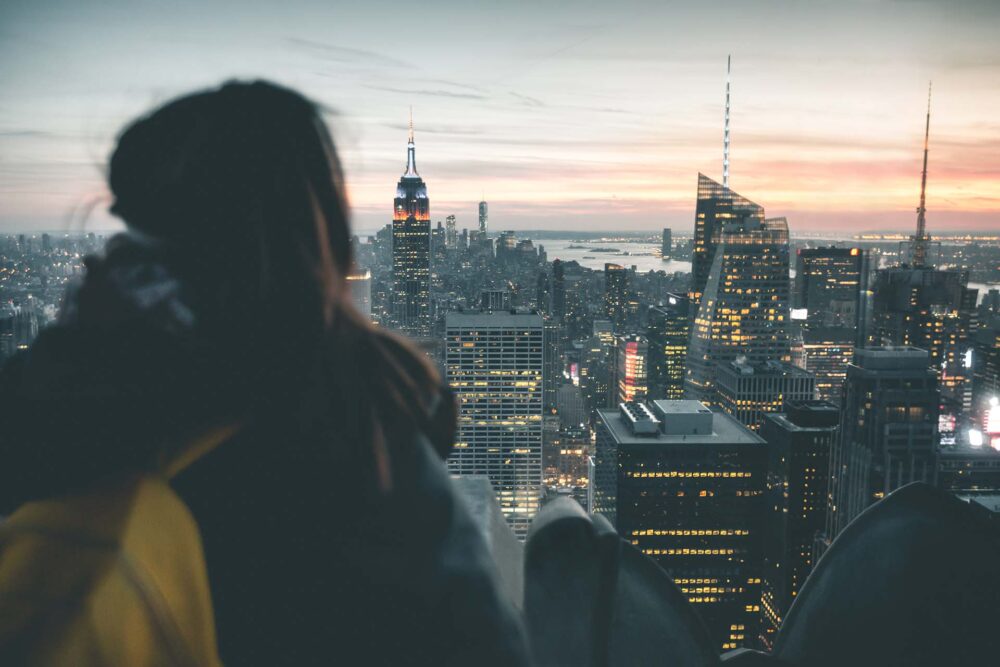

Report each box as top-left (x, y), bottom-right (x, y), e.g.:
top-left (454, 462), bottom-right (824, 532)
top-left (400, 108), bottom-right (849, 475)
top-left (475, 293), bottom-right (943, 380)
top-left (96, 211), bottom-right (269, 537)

top-left (912, 82), bottom-right (932, 267)
top-left (723, 55), bottom-right (731, 188)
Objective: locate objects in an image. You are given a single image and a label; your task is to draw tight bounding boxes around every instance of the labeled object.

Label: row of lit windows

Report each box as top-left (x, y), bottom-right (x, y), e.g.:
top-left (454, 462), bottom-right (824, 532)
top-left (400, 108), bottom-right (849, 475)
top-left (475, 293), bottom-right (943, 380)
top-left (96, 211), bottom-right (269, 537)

top-left (631, 529), bottom-right (749, 537)
top-left (625, 471), bottom-right (753, 479)
top-left (642, 548), bottom-right (736, 556)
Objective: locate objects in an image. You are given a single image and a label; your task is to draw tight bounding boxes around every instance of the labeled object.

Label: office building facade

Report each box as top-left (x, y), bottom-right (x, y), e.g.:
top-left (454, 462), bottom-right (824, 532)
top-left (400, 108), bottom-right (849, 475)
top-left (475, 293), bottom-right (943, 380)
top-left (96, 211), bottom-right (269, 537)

top-left (827, 347), bottom-right (940, 539)
top-left (715, 359), bottom-right (816, 432)
top-left (594, 400), bottom-right (766, 651)
top-left (445, 312), bottom-right (544, 539)
top-left (759, 401), bottom-right (839, 650)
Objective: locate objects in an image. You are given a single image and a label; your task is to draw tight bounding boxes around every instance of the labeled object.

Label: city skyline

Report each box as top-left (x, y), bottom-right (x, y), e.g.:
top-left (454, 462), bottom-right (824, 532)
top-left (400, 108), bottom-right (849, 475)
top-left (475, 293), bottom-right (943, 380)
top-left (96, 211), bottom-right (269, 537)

top-left (3, 0), bottom-right (1000, 234)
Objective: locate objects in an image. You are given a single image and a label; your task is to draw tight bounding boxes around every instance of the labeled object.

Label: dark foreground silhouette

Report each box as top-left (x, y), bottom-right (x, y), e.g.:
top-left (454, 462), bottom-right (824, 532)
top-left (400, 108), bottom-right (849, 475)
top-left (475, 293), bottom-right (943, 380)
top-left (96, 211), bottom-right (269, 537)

top-left (524, 483), bottom-right (1000, 666)
top-left (0, 80), bottom-right (529, 665)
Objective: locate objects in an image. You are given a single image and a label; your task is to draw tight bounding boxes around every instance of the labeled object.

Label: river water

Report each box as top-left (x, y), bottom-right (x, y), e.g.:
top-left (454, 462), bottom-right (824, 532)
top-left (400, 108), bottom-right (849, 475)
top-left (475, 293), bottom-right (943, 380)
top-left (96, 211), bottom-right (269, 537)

top-left (539, 238), bottom-right (999, 301)
top-left (541, 239), bottom-right (689, 274)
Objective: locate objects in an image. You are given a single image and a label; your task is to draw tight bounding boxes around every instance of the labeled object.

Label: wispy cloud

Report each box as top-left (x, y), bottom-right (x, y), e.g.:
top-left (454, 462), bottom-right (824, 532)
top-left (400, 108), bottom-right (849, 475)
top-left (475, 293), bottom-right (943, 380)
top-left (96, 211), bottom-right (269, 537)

top-left (284, 37), bottom-right (414, 70)
top-left (362, 84), bottom-right (488, 100)
top-left (509, 92), bottom-right (545, 108)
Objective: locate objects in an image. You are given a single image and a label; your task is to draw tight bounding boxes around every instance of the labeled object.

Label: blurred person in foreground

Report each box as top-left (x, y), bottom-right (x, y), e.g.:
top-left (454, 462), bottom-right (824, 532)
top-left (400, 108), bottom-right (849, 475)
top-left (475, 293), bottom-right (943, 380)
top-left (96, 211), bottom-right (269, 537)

top-left (0, 80), bottom-right (529, 666)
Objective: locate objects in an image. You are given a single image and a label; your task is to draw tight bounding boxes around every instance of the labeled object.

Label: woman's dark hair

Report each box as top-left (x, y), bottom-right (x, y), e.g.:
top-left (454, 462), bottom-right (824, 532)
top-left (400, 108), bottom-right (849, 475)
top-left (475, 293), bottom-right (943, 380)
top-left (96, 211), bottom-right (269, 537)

top-left (107, 80), bottom-right (446, 489)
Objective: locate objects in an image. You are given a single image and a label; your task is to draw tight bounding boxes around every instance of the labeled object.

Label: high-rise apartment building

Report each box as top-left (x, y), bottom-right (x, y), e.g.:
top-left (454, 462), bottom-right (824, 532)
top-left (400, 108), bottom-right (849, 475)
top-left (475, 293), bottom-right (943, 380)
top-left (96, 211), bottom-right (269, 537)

top-left (826, 347), bottom-right (940, 539)
top-left (646, 295), bottom-right (690, 400)
top-left (615, 334), bottom-right (648, 404)
top-left (686, 215), bottom-right (791, 406)
top-left (594, 400), bottom-right (766, 651)
top-left (715, 359), bottom-right (816, 432)
top-left (445, 311), bottom-right (544, 539)
top-left (759, 400), bottom-right (839, 650)
top-left (392, 119), bottom-right (431, 336)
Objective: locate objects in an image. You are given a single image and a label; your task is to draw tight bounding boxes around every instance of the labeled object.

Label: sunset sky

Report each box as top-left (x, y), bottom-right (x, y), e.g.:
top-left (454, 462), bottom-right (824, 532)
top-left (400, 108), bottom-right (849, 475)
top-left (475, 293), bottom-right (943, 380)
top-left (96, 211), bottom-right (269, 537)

top-left (2, 0), bottom-right (999, 235)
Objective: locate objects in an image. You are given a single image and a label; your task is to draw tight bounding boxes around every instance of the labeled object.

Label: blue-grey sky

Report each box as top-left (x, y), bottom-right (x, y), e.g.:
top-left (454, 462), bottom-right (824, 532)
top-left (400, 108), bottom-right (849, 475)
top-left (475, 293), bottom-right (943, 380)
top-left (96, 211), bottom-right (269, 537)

top-left (2, 0), bottom-right (999, 235)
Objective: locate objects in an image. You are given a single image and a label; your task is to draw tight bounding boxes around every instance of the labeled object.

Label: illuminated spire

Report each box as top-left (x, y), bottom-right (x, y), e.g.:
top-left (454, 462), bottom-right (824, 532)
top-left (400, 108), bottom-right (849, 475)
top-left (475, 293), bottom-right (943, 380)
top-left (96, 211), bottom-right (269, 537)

top-left (723, 55), bottom-right (731, 188)
top-left (404, 107), bottom-right (418, 177)
top-left (912, 82), bottom-right (932, 267)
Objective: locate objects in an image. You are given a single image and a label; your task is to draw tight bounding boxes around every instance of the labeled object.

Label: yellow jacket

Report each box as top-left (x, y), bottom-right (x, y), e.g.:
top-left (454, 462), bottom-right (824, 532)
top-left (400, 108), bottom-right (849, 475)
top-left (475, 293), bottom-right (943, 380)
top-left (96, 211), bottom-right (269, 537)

top-left (0, 474), bottom-right (221, 666)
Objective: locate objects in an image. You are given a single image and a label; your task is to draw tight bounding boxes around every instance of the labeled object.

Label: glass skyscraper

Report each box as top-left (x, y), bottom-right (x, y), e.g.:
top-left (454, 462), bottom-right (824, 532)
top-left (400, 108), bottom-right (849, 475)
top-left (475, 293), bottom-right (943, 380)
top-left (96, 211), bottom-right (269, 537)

top-left (688, 173), bottom-right (765, 309)
top-left (646, 295), bottom-right (690, 400)
top-left (685, 214), bottom-right (791, 407)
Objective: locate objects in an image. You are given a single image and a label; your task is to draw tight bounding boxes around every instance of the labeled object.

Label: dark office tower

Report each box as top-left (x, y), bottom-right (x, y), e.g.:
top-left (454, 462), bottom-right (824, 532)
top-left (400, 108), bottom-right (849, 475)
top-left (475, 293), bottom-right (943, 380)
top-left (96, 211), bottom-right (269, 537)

top-left (870, 266), bottom-right (977, 416)
top-left (535, 270), bottom-right (551, 314)
top-left (795, 247), bottom-right (867, 333)
top-left (430, 221), bottom-right (446, 290)
top-left (543, 317), bottom-right (563, 413)
top-left (826, 347), bottom-right (940, 539)
top-left (551, 259), bottom-right (566, 318)
top-left (661, 228), bottom-right (673, 260)
top-left (604, 263), bottom-right (629, 331)
top-left (446, 311), bottom-right (544, 539)
top-left (478, 200), bottom-right (489, 235)
top-left (759, 401), bottom-right (839, 651)
top-left (594, 400), bottom-right (766, 651)
top-left (346, 270), bottom-right (372, 320)
top-left (391, 116), bottom-right (431, 337)
top-left (647, 295), bottom-right (690, 400)
top-left (686, 216), bottom-right (791, 406)
top-left (615, 334), bottom-right (648, 404)
top-left (688, 174), bottom-right (765, 309)
top-left (580, 322), bottom-right (615, 420)
top-left (715, 359), bottom-right (816, 432)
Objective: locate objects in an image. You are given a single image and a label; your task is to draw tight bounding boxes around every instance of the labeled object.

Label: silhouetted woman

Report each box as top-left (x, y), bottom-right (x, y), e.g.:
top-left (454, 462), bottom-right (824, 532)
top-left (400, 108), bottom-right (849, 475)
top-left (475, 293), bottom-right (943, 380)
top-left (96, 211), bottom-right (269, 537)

top-left (0, 81), bottom-right (528, 665)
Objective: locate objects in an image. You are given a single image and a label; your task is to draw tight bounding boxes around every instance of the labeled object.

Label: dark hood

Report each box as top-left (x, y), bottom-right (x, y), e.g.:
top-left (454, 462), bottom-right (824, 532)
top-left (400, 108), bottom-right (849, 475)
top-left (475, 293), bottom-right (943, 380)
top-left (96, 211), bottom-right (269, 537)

top-left (0, 234), bottom-right (244, 512)
top-left (0, 233), bottom-right (456, 514)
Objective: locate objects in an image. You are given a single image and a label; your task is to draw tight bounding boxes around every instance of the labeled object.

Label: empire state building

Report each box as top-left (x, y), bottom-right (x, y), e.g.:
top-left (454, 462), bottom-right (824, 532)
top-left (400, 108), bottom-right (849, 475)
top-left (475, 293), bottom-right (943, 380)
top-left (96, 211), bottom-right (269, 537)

top-left (391, 117), bottom-right (431, 337)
